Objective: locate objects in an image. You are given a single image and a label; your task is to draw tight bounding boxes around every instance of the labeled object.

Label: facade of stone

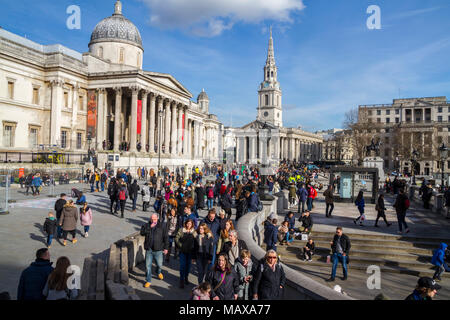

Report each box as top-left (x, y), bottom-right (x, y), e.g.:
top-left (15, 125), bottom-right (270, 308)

top-left (318, 129), bottom-right (354, 164)
top-left (0, 1), bottom-right (222, 168)
top-left (224, 28), bottom-right (323, 166)
top-left (358, 97), bottom-right (450, 176)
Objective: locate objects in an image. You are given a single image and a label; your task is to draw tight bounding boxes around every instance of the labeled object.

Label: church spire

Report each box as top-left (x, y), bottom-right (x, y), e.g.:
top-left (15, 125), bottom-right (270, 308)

top-left (266, 26), bottom-right (275, 65)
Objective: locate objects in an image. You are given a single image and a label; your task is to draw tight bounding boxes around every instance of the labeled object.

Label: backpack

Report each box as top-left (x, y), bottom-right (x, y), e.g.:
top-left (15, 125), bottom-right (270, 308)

top-left (404, 198), bottom-right (410, 210)
top-left (208, 188), bottom-right (214, 198)
top-left (119, 189), bottom-right (126, 201)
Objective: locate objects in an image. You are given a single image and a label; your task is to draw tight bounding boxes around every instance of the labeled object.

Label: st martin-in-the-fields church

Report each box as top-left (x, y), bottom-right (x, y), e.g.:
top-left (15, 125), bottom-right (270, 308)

top-left (223, 28), bottom-right (323, 166)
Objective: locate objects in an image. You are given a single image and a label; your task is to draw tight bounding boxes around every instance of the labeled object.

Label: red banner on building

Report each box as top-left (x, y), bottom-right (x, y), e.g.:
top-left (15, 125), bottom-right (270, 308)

top-left (137, 100), bottom-right (142, 135)
top-left (182, 114), bottom-right (185, 141)
top-left (87, 90), bottom-right (97, 139)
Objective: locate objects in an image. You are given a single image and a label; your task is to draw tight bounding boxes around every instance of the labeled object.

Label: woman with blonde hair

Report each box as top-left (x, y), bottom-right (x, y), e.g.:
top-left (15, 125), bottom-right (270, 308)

top-left (59, 200), bottom-right (78, 246)
top-left (42, 256), bottom-right (78, 300)
top-left (217, 219), bottom-right (234, 255)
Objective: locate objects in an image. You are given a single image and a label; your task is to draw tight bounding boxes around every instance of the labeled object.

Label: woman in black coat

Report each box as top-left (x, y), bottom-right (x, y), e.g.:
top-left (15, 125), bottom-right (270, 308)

top-left (221, 188), bottom-right (233, 220)
top-left (374, 194), bottom-right (391, 227)
top-left (205, 253), bottom-right (239, 300)
top-left (193, 223), bottom-right (215, 284)
top-left (252, 250), bottom-right (286, 300)
top-left (195, 185), bottom-right (206, 210)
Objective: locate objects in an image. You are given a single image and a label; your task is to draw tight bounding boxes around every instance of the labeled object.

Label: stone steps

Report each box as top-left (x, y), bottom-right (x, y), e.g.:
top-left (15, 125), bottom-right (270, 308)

top-left (279, 255), bottom-right (448, 279)
top-left (308, 231), bottom-right (450, 244)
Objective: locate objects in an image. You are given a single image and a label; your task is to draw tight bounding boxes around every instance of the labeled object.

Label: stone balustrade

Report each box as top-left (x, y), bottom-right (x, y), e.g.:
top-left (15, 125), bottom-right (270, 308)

top-left (408, 185), bottom-right (448, 218)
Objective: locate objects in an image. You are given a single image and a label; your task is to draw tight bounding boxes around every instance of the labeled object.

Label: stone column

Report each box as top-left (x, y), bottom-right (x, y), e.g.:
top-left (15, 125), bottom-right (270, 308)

top-left (148, 94), bottom-right (156, 154)
top-left (140, 90), bottom-right (149, 151)
top-left (97, 88), bottom-right (106, 150)
top-left (164, 99), bottom-right (171, 154)
top-left (249, 136), bottom-right (256, 164)
top-left (188, 120), bottom-right (192, 157)
top-left (183, 107), bottom-right (189, 156)
top-left (177, 105), bottom-right (183, 155)
top-left (171, 102), bottom-right (177, 155)
top-left (71, 83), bottom-right (80, 148)
top-left (156, 97), bottom-right (164, 153)
top-left (50, 79), bottom-right (64, 145)
top-left (129, 85), bottom-right (140, 152)
top-left (113, 87), bottom-right (122, 152)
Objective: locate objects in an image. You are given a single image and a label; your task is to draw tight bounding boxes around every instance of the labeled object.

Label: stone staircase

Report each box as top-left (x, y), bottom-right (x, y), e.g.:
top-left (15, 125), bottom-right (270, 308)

top-left (277, 231), bottom-right (450, 279)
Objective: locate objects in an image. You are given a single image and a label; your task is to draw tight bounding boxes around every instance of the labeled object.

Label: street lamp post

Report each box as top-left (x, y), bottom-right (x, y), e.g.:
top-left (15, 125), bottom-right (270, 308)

top-left (157, 108), bottom-right (163, 177)
top-left (87, 133), bottom-right (92, 163)
top-left (411, 149), bottom-right (419, 185)
top-left (439, 143), bottom-right (448, 190)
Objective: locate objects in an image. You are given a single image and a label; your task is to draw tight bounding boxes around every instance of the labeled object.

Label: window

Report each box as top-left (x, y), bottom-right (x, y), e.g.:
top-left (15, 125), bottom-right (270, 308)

top-left (395, 117), bottom-right (399, 123)
top-left (386, 118), bottom-right (390, 123)
top-left (7, 81), bottom-right (14, 99)
top-left (64, 92), bottom-right (69, 108)
top-left (267, 71), bottom-right (270, 79)
top-left (438, 116), bottom-right (443, 122)
top-left (377, 118), bottom-right (381, 123)
top-left (77, 132), bottom-right (82, 149)
top-left (368, 110), bottom-right (373, 116)
top-left (448, 116), bottom-right (450, 122)
top-left (265, 95), bottom-right (269, 106)
top-left (385, 128), bottom-right (390, 133)
top-left (277, 96), bottom-right (279, 106)
top-left (438, 107), bottom-right (443, 113)
top-left (271, 71), bottom-right (273, 78)
top-left (386, 110), bottom-right (390, 115)
top-left (79, 95), bottom-right (84, 111)
top-left (377, 110), bottom-right (381, 115)
top-left (3, 125), bottom-right (14, 147)
top-left (61, 130), bottom-right (67, 149)
top-left (29, 128), bottom-right (38, 148)
top-left (32, 87), bottom-right (39, 105)
top-left (119, 47), bottom-right (124, 64)
top-left (395, 109), bottom-right (400, 114)
top-left (448, 107), bottom-right (450, 113)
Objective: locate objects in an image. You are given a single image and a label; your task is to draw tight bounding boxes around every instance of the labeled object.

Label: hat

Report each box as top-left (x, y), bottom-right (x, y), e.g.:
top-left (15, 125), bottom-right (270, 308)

top-left (418, 277), bottom-right (441, 290)
top-left (268, 212), bottom-right (277, 220)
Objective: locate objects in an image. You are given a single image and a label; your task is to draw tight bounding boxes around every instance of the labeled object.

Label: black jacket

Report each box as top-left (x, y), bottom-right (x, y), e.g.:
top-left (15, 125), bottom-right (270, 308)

top-left (299, 215), bottom-right (313, 229)
top-left (221, 193), bottom-right (233, 210)
top-left (195, 187), bottom-right (205, 209)
top-left (331, 234), bottom-right (351, 255)
top-left (140, 221), bottom-right (169, 251)
top-left (43, 218), bottom-right (57, 235)
top-left (205, 268), bottom-right (239, 300)
top-left (193, 233), bottom-right (215, 261)
top-left (129, 182), bottom-right (140, 200)
top-left (108, 182), bottom-right (118, 199)
top-left (394, 193), bottom-right (409, 214)
top-left (54, 199), bottom-right (67, 220)
top-left (221, 239), bottom-right (248, 257)
top-left (252, 260), bottom-right (286, 300)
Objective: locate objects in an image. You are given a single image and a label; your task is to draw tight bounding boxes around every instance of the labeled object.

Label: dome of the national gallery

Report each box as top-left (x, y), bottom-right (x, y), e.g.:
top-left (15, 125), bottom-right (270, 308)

top-left (89, 0), bottom-right (143, 50)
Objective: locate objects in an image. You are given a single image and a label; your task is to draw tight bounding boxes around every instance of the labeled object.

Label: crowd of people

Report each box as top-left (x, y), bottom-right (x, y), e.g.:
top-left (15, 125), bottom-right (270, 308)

top-left (13, 159), bottom-right (450, 301)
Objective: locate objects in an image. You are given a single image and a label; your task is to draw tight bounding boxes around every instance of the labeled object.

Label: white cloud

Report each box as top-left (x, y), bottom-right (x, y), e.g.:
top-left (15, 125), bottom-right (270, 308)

top-left (140, 0), bottom-right (305, 36)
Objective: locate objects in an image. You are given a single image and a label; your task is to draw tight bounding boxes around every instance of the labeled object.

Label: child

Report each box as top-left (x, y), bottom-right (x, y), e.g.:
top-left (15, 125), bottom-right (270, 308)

top-left (80, 202), bottom-right (93, 238)
top-left (303, 238), bottom-right (315, 262)
top-left (43, 212), bottom-right (57, 248)
top-left (191, 282), bottom-right (211, 300)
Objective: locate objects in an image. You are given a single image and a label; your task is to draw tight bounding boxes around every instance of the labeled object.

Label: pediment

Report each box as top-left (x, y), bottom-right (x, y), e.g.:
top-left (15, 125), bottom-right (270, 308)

top-left (241, 120), bottom-right (277, 130)
top-left (144, 71), bottom-right (192, 97)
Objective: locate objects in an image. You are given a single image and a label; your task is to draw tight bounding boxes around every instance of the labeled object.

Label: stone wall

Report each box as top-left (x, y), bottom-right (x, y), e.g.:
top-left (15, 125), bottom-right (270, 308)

top-left (236, 196), bottom-right (354, 300)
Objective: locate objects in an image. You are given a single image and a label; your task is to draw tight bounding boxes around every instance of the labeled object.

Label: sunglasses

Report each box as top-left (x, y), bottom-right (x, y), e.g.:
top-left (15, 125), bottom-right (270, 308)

top-left (267, 256), bottom-right (277, 260)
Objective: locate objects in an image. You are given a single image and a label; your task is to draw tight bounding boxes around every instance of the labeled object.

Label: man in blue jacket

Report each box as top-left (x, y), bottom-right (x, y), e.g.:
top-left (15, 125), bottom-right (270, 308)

top-left (296, 184), bottom-right (308, 214)
top-left (264, 218), bottom-right (278, 252)
top-left (432, 243), bottom-right (449, 281)
top-left (17, 248), bottom-right (54, 300)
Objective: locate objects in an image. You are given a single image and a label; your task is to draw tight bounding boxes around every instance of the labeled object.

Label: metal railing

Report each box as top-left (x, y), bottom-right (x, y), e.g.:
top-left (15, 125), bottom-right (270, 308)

top-left (0, 152), bottom-right (88, 164)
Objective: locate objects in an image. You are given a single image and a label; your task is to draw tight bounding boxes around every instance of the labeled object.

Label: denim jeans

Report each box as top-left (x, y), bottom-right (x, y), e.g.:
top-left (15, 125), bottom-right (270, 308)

top-left (84, 226), bottom-right (90, 233)
top-left (208, 243), bottom-right (218, 272)
top-left (47, 234), bottom-right (53, 246)
top-left (193, 205), bottom-right (199, 219)
top-left (132, 197), bottom-right (137, 210)
top-left (207, 199), bottom-right (214, 210)
top-left (101, 182), bottom-right (105, 191)
top-left (196, 257), bottom-right (209, 284)
top-left (331, 253), bottom-right (347, 279)
top-left (307, 198), bottom-right (313, 211)
top-left (56, 220), bottom-right (62, 238)
top-left (298, 200), bottom-right (306, 213)
top-left (286, 232), bottom-right (294, 243)
top-left (90, 184), bottom-right (95, 192)
top-left (434, 262), bottom-right (450, 279)
top-left (179, 253), bottom-right (192, 281)
top-left (397, 212), bottom-right (408, 232)
top-left (145, 249), bottom-right (164, 283)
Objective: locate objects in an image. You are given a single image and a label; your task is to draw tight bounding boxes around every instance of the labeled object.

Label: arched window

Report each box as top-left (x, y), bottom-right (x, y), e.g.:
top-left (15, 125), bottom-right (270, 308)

top-left (271, 71), bottom-right (274, 77)
top-left (119, 47), bottom-right (124, 64)
top-left (98, 46), bottom-right (103, 59)
top-left (267, 71), bottom-right (270, 78)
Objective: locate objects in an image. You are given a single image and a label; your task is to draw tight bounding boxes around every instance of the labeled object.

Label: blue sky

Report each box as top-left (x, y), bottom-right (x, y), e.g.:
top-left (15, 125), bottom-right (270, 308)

top-left (1, 0), bottom-right (450, 131)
